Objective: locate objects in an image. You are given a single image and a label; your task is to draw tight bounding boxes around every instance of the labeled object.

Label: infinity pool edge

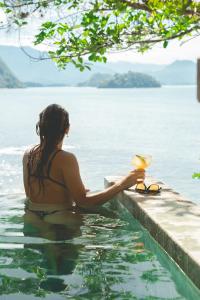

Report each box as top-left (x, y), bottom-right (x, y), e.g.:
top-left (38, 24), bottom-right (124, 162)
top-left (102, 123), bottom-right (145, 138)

top-left (105, 176), bottom-right (200, 290)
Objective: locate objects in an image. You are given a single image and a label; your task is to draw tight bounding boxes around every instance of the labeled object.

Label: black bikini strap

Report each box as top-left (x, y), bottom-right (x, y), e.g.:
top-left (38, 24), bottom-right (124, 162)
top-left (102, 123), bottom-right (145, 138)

top-left (30, 174), bottom-right (67, 189)
top-left (48, 177), bottom-right (66, 189)
top-left (47, 149), bottom-right (62, 177)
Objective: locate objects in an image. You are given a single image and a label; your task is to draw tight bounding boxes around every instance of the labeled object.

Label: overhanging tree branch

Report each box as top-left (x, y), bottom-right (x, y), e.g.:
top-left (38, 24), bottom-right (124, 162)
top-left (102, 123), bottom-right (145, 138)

top-left (120, 0), bottom-right (152, 13)
top-left (0, 0), bottom-right (199, 70)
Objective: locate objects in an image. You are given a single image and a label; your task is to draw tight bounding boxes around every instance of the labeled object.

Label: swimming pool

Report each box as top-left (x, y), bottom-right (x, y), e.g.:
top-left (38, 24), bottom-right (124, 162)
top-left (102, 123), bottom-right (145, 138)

top-left (0, 84), bottom-right (200, 299)
top-left (0, 194), bottom-right (199, 299)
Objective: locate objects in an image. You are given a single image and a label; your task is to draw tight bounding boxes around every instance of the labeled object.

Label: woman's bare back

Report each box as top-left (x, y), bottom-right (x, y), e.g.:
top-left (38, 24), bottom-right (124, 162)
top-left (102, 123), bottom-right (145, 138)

top-left (23, 148), bottom-right (74, 208)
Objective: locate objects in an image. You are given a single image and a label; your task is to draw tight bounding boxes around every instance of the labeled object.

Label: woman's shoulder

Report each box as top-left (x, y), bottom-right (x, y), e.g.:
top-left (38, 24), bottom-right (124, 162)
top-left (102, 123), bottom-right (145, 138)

top-left (59, 150), bottom-right (79, 167)
top-left (23, 147), bottom-right (31, 163)
top-left (59, 150), bottom-right (77, 161)
top-left (23, 145), bottom-right (38, 162)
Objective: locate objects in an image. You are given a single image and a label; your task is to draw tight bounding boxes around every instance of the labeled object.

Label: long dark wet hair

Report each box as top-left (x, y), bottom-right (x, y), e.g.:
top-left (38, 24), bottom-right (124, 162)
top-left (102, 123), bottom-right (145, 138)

top-left (27, 104), bottom-right (70, 192)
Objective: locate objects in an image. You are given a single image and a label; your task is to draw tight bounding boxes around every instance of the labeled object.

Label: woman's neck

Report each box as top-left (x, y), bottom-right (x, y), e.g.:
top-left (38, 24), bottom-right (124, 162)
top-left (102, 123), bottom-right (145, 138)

top-left (40, 138), bottom-right (64, 151)
top-left (56, 140), bottom-right (63, 150)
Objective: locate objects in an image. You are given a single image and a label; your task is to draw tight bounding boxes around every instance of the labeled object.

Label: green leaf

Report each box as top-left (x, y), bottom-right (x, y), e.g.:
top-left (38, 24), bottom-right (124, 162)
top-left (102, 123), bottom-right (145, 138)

top-left (88, 53), bottom-right (96, 61)
top-left (192, 173), bottom-right (200, 179)
top-left (103, 56), bottom-right (107, 63)
top-left (163, 40), bottom-right (168, 48)
top-left (5, 8), bottom-right (12, 13)
top-left (42, 21), bottom-right (56, 30)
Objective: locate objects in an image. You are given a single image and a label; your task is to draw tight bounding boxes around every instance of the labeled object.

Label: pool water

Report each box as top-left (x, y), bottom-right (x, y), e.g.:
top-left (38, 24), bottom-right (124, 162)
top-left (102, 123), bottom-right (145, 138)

top-left (0, 195), bottom-right (199, 299)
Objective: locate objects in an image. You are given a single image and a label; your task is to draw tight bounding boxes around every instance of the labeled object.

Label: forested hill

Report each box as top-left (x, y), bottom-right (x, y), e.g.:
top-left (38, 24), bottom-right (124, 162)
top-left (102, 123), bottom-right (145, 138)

top-left (0, 57), bottom-right (23, 88)
top-left (78, 72), bottom-right (161, 88)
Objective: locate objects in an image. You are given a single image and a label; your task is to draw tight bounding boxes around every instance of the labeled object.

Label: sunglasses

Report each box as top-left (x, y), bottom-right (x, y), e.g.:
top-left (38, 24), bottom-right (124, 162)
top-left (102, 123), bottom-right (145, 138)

top-left (135, 183), bottom-right (161, 194)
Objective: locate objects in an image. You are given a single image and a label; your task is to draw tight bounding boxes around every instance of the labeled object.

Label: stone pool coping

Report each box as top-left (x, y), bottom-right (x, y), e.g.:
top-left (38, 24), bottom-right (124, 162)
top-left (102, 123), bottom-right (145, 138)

top-left (105, 176), bottom-right (200, 289)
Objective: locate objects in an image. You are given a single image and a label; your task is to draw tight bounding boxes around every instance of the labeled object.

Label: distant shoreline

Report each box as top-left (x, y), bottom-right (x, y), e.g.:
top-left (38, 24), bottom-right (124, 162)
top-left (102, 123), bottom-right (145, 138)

top-left (0, 84), bottom-right (197, 91)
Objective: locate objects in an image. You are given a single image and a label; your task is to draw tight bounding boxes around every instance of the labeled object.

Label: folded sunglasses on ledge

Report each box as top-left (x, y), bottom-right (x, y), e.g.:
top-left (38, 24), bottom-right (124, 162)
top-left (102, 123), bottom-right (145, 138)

top-left (135, 183), bottom-right (161, 194)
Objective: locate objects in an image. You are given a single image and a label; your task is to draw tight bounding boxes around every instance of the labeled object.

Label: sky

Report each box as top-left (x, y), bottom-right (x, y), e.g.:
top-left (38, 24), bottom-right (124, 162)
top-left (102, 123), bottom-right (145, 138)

top-left (0, 10), bottom-right (200, 65)
top-left (109, 37), bottom-right (200, 64)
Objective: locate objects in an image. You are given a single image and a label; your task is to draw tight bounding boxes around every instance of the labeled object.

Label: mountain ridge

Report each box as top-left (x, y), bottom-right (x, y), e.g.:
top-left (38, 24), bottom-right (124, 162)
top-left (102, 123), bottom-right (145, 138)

top-left (0, 56), bottom-right (23, 88)
top-left (0, 45), bottom-right (196, 86)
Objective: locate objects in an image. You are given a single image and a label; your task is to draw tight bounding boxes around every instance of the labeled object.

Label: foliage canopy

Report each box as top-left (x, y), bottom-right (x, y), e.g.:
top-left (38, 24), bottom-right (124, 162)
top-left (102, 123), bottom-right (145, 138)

top-left (1, 0), bottom-right (200, 70)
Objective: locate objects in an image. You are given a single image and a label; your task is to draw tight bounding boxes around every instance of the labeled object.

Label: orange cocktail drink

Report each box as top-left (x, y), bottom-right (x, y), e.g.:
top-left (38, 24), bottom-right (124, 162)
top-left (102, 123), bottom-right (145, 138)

top-left (131, 155), bottom-right (152, 170)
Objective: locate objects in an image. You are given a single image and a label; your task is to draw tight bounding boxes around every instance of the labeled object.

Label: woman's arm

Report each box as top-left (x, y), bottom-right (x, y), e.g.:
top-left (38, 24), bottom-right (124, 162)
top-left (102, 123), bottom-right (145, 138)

top-left (61, 153), bottom-right (145, 208)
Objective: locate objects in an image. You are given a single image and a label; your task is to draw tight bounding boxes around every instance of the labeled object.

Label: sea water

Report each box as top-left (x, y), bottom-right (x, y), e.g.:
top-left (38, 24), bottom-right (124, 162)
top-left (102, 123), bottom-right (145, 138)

top-left (0, 85), bottom-right (199, 201)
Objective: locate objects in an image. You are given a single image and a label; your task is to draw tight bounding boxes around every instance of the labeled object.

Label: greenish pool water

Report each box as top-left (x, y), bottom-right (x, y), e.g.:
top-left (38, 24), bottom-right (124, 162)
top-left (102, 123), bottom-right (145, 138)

top-left (0, 195), bottom-right (199, 300)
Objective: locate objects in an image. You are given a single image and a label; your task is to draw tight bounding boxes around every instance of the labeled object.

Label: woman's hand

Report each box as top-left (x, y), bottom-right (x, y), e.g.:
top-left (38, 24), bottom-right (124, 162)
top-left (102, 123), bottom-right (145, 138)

top-left (119, 169), bottom-right (145, 190)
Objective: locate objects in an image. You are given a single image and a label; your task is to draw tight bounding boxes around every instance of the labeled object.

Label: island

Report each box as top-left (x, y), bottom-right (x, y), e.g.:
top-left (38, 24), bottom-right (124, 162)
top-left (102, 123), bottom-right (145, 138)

top-left (78, 71), bottom-right (161, 88)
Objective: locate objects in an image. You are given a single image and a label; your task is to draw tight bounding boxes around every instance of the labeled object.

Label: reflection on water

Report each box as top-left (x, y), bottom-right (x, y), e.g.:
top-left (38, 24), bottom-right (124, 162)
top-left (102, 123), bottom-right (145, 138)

top-left (0, 195), bottom-right (199, 299)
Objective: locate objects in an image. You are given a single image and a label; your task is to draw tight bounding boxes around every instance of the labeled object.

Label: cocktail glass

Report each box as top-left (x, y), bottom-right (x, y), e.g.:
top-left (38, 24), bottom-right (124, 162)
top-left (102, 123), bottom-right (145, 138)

top-left (132, 155), bottom-right (161, 193)
top-left (131, 154), bottom-right (152, 184)
top-left (131, 154), bottom-right (152, 170)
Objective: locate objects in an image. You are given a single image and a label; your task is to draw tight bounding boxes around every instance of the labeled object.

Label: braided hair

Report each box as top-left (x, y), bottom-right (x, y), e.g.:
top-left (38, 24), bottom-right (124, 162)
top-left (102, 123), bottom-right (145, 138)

top-left (27, 104), bottom-right (70, 193)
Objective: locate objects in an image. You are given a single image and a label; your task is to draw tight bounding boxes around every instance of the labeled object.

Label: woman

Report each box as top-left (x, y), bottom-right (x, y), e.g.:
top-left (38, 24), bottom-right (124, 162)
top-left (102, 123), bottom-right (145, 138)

top-left (23, 104), bottom-right (145, 219)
